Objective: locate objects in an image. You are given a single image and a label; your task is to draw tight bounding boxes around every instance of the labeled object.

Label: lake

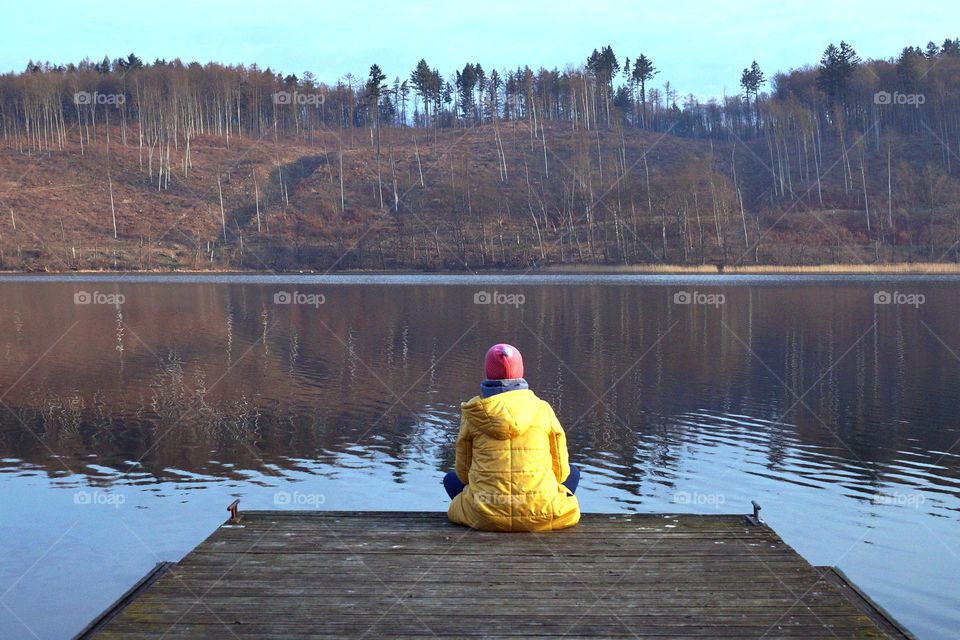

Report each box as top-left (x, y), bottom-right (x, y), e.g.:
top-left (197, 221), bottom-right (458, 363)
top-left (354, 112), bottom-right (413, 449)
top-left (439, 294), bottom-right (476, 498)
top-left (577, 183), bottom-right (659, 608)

top-left (1, 274), bottom-right (959, 639)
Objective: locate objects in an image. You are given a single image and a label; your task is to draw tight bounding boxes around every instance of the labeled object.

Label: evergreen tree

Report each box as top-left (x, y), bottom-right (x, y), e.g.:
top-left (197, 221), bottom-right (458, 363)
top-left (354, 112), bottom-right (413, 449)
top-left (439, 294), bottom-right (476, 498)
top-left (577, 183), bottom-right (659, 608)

top-left (586, 45), bottom-right (620, 123)
top-left (474, 64), bottom-right (486, 123)
top-left (367, 65), bottom-right (387, 110)
top-left (942, 38), bottom-right (960, 56)
top-left (896, 47), bottom-right (920, 93)
top-left (740, 60), bottom-right (765, 134)
top-left (487, 69), bottom-right (502, 120)
top-left (399, 80), bottom-right (410, 126)
top-left (631, 54), bottom-right (658, 127)
top-left (125, 53), bottom-right (144, 70)
top-left (817, 41), bottom-right (860, 103)
top-left (366, 64), bottom-right (387, 145)
top-left (455, 63), bottom-right (478, 122)
top-left (410, 59), bottom-right (433, 126)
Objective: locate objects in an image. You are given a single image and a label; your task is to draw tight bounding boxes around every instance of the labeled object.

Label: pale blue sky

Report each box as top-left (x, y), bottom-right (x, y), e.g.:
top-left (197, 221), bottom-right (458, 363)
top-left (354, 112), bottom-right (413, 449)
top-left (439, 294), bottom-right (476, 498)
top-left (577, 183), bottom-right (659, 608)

top-left (4, 0), bottom-right (958, 99)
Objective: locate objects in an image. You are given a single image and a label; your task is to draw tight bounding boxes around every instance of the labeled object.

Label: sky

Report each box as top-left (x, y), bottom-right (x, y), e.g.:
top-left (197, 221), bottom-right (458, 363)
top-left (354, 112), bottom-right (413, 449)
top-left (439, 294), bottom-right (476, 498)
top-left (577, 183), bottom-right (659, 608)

top-left (4, 0), bottom-right (959, 100)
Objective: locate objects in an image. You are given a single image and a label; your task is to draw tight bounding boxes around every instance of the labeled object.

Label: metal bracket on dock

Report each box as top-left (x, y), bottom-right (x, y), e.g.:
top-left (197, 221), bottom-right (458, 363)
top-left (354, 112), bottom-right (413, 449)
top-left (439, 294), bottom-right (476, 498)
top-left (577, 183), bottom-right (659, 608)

top-left (746, 500), bottom-right (763, 526)
top-left (227, 499), bottom-right (241, 524)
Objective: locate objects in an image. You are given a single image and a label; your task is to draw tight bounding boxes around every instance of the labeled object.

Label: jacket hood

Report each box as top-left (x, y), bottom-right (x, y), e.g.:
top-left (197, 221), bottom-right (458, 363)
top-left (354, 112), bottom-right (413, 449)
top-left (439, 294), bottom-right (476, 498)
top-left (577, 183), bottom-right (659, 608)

top-left (461, 389), bottom-right (540, 440)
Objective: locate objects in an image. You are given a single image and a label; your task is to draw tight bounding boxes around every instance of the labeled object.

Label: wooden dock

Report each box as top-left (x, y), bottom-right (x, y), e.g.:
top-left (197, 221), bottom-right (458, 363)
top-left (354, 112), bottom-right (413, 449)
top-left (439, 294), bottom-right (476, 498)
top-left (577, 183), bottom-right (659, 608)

top-left (81, 509), bottom-right (913, 639)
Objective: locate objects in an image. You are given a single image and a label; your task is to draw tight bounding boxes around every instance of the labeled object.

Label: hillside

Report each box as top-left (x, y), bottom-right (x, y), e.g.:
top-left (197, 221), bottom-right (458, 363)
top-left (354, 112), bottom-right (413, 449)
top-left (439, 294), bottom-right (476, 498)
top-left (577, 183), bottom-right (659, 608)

top-left (4, 37), bottom-right (960, 271)
top-left (0, 91), bottom-right (960, 271)
top-left (2, 119), bottom-right (959, 272)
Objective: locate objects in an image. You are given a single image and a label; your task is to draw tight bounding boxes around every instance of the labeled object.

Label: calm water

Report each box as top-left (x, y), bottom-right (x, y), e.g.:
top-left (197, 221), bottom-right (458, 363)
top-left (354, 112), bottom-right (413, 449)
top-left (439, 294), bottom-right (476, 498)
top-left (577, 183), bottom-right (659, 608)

top-left (1, 274), bottom-right (959, 639)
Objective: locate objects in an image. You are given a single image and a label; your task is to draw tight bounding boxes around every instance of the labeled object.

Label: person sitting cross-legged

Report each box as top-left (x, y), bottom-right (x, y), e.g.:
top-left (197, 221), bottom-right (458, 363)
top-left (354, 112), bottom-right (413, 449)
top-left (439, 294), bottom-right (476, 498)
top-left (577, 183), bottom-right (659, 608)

top-left (443, 343), bottom-right (580, 532)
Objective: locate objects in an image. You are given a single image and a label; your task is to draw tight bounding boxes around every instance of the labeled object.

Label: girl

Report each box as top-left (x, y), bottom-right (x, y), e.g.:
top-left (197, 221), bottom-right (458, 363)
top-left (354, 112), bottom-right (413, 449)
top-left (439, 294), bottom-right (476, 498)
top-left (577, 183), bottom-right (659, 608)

top-left (444, 344), bottom-right (580, 531)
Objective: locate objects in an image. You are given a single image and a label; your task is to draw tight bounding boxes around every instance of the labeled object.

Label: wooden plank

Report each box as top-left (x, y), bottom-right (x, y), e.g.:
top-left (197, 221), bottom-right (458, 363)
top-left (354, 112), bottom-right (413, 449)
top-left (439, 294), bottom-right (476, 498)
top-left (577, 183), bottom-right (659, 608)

top-left (84, 512), bottom-right (909, 639)
top-left (816, 566), bottom-right (915, 640)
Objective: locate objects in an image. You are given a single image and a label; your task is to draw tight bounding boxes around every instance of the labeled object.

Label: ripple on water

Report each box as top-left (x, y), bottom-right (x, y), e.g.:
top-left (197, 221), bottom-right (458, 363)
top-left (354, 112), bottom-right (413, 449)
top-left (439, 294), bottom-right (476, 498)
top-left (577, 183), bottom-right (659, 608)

top-left (2, 279), bottom-right (960, 639)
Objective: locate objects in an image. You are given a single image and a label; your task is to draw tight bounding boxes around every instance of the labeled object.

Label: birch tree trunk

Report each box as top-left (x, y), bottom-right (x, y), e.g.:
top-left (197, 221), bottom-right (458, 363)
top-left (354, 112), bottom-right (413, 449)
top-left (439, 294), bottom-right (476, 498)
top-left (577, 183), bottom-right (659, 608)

top-left (218, 175), bottom-right (227, 243)
top-left (254, 176), bottom-right (261, 233)
top-left (109, 173), bottom-right (117, 239)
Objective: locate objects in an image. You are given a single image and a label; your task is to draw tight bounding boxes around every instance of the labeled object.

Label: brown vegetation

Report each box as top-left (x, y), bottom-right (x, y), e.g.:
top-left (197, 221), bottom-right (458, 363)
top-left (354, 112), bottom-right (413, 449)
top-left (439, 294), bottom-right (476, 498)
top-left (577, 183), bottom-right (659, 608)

top-left (2, 41), bottom-right (960, 272)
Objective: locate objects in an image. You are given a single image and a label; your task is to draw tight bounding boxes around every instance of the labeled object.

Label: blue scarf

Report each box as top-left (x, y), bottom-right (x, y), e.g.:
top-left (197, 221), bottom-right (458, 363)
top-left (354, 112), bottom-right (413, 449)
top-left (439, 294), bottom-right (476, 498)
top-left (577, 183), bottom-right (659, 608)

top-left (480, 378), bottom-right (529, 398)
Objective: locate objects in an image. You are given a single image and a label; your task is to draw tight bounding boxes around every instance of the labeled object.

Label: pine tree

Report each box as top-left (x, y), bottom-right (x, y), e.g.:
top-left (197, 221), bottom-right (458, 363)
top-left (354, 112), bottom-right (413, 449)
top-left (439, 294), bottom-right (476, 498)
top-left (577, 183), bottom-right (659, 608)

top-left (586, 46), bottom-right (620, 124)
top-left (366, 64), bottom-right (388, 208)
top-left (817, 41), bottom-right (860, 103)
top-left (474, 64), bottom-right (486, 123)
top-left (740, 60), bottom-right (765, 134)
top-left (942, 38), bottom-right (960, 56)
top-left (455, 63), bottom-right (478, 122)
top-left (399, 80), bottom-right (410, 126)
top-left (632, 54), bottom-right (658, 128)
top-left (367, 64), bottom-right (387, 121)
top-left (410, 59), bottom-right (433, 126)
top-left (487, 69), bottom-right (502, 119)
top-left (896, 47), bottom-right (920, 93)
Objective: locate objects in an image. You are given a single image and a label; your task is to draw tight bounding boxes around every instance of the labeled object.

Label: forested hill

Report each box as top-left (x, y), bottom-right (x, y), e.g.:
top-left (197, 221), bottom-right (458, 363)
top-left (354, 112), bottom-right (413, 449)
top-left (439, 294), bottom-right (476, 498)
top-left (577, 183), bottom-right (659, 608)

top-left (1, 39), bottom-right (960, 271)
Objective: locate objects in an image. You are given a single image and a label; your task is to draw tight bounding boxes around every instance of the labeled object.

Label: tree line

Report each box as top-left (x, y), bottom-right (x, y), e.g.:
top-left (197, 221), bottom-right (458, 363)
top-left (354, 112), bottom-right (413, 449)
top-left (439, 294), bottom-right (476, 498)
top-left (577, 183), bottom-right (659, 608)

top-left (3, 38), bottom-right (960, 270)
top-left (4, 38), bottom-right (959, 146)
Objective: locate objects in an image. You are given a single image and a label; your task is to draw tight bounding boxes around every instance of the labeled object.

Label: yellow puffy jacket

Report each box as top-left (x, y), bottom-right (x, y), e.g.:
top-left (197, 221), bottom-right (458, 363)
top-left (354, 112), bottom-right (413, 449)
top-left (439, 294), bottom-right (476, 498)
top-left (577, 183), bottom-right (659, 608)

top-left (447, 389), bottom-right (580, 532)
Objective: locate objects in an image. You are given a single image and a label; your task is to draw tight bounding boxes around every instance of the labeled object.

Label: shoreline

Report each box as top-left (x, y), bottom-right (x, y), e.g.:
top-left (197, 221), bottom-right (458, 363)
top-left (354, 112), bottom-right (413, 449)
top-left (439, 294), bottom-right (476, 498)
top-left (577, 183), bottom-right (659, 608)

top-left (543, 262), bottom-right (960, 274)
top-left (2, 262), bottom-right (960, 276)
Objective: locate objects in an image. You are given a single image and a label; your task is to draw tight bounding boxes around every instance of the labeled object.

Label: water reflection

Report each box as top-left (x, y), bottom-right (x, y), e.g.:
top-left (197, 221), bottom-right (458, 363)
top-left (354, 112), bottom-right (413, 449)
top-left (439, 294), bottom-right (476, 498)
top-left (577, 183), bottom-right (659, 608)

top-left (1, 279), bottom-right (959, 638)
top-left (1, 282), bottom-right (960, 504)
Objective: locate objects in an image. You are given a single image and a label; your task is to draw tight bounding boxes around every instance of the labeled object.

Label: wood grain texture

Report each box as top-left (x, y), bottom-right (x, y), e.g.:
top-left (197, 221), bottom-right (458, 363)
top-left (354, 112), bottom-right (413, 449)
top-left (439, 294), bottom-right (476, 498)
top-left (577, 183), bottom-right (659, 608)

top-left (85, 512), bottom-right (909, 639)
